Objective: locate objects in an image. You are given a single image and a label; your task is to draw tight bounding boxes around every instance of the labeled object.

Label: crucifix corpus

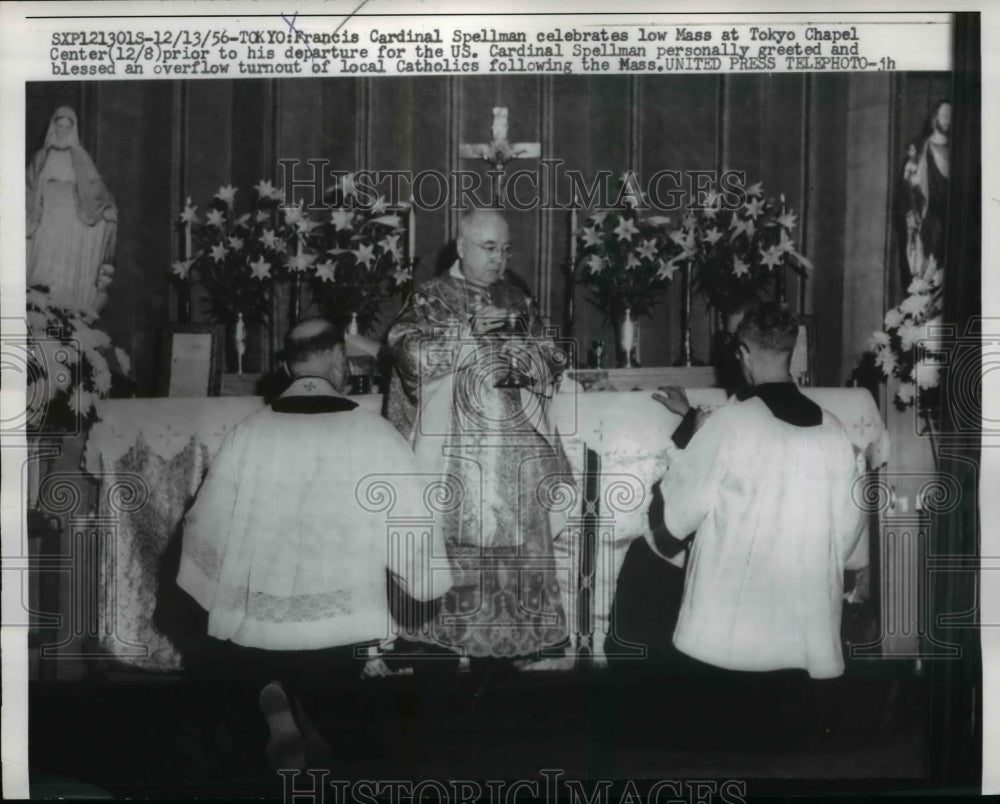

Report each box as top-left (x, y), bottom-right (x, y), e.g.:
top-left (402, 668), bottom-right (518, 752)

top-left (459, 107), bottom-right (541, 206)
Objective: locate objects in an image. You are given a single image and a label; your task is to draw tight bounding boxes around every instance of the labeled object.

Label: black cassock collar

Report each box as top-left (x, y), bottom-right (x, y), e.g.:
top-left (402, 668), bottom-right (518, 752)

top-left (736, 382), bottom-right (822, 428)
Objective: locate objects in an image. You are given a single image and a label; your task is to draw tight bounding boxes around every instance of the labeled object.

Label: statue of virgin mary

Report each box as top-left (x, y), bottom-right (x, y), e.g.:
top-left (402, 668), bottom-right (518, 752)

top-left (26, 106), bottom-right (117, 312)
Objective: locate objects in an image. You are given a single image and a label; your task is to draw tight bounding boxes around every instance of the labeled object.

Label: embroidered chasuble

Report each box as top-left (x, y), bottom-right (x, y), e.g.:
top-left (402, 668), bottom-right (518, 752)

top-left (386, 266), bottom-right (571, 657)
top-left (177, 377), bottom-right (443, 651)
top-left (650, 383), bottom-right (867, 679)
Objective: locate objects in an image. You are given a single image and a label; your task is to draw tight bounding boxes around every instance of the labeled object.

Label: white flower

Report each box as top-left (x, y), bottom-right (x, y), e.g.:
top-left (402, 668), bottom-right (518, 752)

top-left (884, 308), bottom-right (904, 329)
top-left (896, 382), bottom-right (916, 405)
top-left (915, 357), bottom-right (942, 390)
top-left (907, 277), bottom-right (931, 295)
top-left (900, 293), bottom-right (929, 318)
top-left (869, 331), bottom-right (891, 350)
top-left (215, 185), bottom-right (238, 206)
top-left (115, 347), bottom-right (131, 375)
top-left (171, 260), bottom-right (193, 280)
top-left (613, 216), bottom-right (639, 242)
top-left (250, 257), bottom-right (272, 280)
top-left (874, 348), bottom-right (897, 377)
top-left (70, 387), bottom-right (98, 419)
top-left (897, 323), bottom-right (924, 351)
top-left (27, 310), bottom-right (49, 335)
top-left (255, 179), bottom-right (278, 199)
top-left (314, 261), bottom-right (337, 283)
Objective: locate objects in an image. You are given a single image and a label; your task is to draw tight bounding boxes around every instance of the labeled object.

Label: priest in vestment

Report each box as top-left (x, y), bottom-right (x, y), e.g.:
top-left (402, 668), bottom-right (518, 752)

top-left (386, 210), bottom-right (571, 662)
top-left (648, 303), bottom-right (867, 680)
top-left (177, 318), bottom-right (445, 768)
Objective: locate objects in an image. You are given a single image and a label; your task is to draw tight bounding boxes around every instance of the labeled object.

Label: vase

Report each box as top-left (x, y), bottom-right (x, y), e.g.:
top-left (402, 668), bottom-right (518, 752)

top-left (234, 312), bottom-right (247, 375)
top-left (613, 307), bottom-right (640, 368)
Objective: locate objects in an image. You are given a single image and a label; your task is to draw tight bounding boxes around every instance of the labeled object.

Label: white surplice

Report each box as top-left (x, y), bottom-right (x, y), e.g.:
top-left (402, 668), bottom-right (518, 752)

top-left (177, 377), bottom-right (446, 651)
top-left (651, 390), bottom-right (867, 679)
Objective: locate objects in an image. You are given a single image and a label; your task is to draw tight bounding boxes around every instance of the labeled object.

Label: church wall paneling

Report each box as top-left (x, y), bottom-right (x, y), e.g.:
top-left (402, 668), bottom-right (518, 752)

top-left (805, 74), bottom-right (849, 389)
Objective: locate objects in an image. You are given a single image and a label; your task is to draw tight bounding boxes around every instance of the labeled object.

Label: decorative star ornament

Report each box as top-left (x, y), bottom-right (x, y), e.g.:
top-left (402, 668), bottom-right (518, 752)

top-left (745, 182), bottom-right (764, 197)
top-left (255, 210), bottom-right (271, 224)
top-left (703, 228), bottom-right (723, 246)
top-left (370, 195), bottom-right (388, 215)
top-left (215, 185), bottom-right (238, 206)
top-left (206, 209), bottom-right (225, 228)
top-left (250, 257), bottom-right (272, 280)
top-left (283, 205), bottom-right (304, 226)
top-left (625, 253), bottom-right (641, 271)
top-left (227, 236), bottom-right (244, 251)
top-left (586, 254), bottom-right (605, 274)
top-left (179, 204), bottom-right (199, 224)
top-left (210, 243), bottom-right (228, 263)
top-left (591, 210), bottom-right (609, 226)
top-left (732, 257), bottom-right (750, 277)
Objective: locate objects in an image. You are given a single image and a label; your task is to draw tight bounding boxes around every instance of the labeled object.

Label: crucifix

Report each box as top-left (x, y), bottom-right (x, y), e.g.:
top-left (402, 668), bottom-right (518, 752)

top-left (458, 107), bottom-right (541, 206)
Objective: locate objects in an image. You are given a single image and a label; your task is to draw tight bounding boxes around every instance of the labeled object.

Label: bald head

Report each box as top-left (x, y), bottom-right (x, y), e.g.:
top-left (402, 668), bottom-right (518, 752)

top-left (456, 210), bottom-right (511, 288)
top-left (283, 318), bottom-right (345, 385)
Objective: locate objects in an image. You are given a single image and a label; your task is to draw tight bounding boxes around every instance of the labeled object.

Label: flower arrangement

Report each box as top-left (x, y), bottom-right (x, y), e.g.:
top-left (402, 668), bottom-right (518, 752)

top-left (26, 286), bottom-right (132, 430)
top-left (669, 181), bottom-right (811, 313)
top-left (304, 172), bottom-right (413, 333)
top-left (170, 175), bottom-right (413, 334)
top-left (170, 180), bottom-right (293, 325)
top-left (575, 204), bottom-right (679, 319)
top-left (864, 258), bottom-right (944, 412)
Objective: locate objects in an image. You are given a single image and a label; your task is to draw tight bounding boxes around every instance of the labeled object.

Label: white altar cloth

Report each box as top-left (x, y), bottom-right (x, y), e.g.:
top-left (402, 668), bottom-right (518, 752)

top-left (83, 387), bottom-right (887, 671)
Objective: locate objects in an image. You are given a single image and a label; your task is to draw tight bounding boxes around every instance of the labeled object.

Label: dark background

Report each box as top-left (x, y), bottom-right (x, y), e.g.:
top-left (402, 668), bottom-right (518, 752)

top-left (27, 73), bottom-right (949, 394)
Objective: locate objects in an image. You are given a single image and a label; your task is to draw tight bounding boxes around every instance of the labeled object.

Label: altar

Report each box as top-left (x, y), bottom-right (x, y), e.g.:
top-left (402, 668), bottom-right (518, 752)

top-left (80, 377), bottom-right (888, 672)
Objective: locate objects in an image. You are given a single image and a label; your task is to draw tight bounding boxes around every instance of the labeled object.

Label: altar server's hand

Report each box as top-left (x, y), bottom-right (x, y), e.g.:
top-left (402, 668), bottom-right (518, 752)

top-left (653, 386), bottom-right (691, 416)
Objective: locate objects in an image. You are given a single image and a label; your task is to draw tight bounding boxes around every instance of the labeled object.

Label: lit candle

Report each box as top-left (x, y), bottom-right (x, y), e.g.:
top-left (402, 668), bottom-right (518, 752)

top-left (184, 195), bottom-right (192, 260)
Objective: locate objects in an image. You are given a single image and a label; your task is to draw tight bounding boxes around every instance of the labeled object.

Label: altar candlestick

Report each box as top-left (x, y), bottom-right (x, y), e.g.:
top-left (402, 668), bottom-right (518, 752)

top-left (184, 196), bottom-right (192, 260)
top-left (569, 192), bottom-right (579, 266)
top-left (408, 196), bottom-right (417, 265)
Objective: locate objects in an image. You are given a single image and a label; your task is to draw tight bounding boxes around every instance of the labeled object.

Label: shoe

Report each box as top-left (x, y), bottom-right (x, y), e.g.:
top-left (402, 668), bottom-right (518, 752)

top-left (259, 681), bottom-right (305, 771)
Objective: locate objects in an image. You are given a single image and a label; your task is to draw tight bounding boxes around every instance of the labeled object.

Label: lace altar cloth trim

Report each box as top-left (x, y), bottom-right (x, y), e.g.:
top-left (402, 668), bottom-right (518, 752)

top-left (85, 388), bottom-right (887, 670)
